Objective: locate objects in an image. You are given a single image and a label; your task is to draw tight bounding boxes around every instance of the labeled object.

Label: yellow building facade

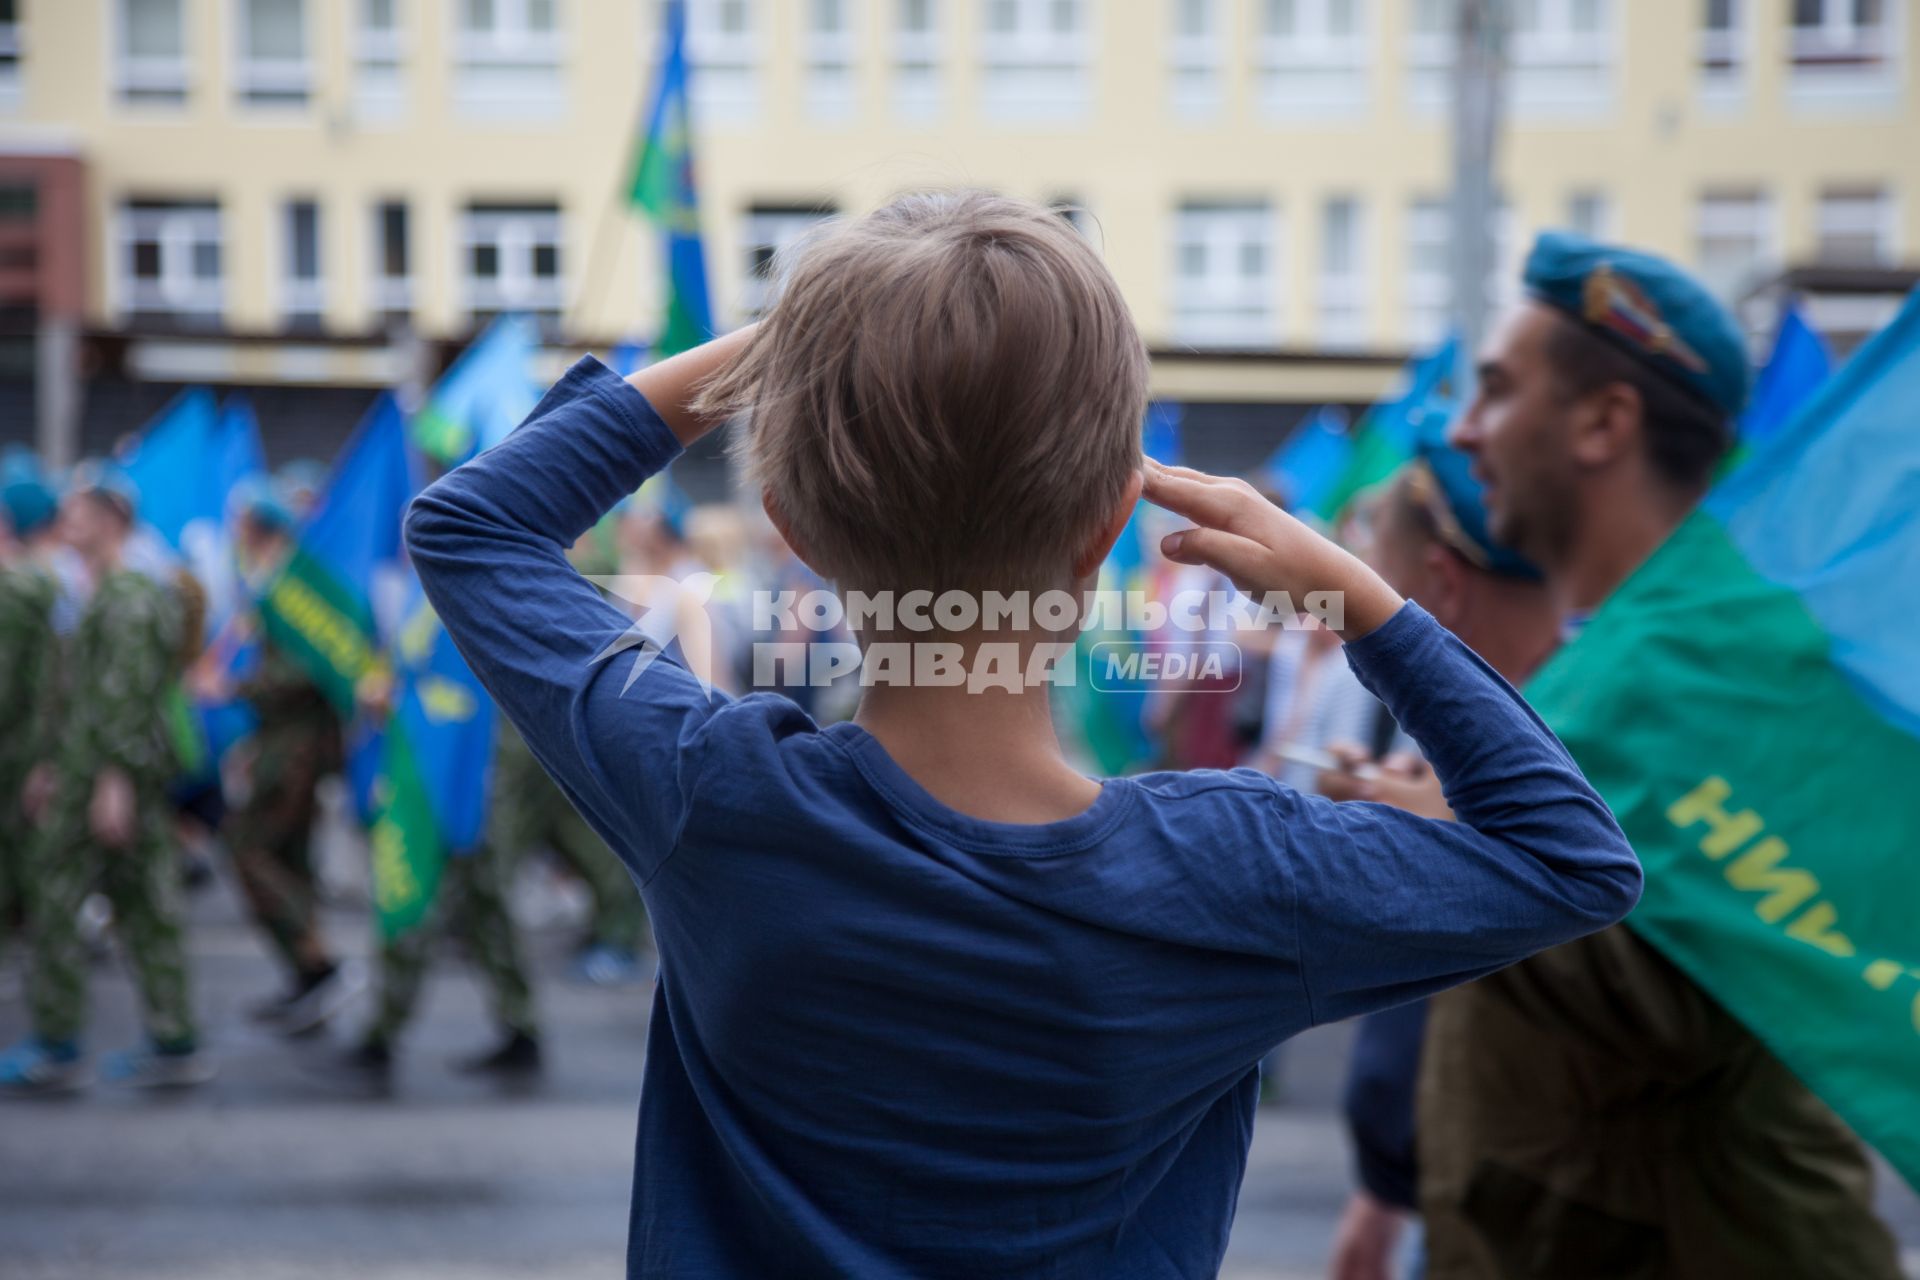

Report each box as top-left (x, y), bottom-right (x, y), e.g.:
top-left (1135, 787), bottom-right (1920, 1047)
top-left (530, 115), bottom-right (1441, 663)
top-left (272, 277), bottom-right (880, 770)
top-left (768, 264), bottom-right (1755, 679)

top-left (1, 0), bottom-right (1915, 376)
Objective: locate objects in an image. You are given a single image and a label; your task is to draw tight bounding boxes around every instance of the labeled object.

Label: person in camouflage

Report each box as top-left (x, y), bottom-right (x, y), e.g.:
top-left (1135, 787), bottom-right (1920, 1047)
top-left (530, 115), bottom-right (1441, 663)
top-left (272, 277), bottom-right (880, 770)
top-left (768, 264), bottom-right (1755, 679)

top-left (343, 671), bottom-right (543, 1081)
top-left (0, 466), bottom-right (213, 1093)
top-left (0, 463), bottom-right (59, 957)
top-left (217, 493), bottom-right (359, 1033)
top-left (494, 718), bottom-right (650, 984)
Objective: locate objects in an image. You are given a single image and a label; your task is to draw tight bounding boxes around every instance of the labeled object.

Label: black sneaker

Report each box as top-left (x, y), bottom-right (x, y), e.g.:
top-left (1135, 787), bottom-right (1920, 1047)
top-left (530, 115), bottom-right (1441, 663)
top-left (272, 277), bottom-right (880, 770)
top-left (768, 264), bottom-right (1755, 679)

top-left (273, 961), bottom-right (365, 1036)
top-left (341, 1036), bottom-right (394, 1081)
top-left (451, 1031), bottom-right (542, 1078)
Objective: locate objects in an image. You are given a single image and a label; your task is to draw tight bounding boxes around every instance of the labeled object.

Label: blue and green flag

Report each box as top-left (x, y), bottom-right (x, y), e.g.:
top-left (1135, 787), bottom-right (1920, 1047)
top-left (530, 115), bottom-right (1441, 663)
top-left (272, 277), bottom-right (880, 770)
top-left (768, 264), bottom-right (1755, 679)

top-left (1740, 300), bottom-right (1831, 446)
top-left (1314, 335), bottom-right (1459, 520)
top-left (628, 0), bottom-right (714, 357)
top-left (1525, 291), bottom-right (1920, 1187)
top-left (411, 315), bottom-right (541, 466)
top-left (1263, 406), bottom-right (1353, 516)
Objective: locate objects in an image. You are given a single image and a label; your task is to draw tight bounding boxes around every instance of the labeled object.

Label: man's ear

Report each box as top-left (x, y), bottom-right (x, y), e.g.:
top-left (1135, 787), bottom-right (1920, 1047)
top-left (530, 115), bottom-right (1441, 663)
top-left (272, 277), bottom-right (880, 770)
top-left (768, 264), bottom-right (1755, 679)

top-left (1570, 381), bottom-right (1642, 470)
top-left (761, 487), bottom-right (825, 578)
top-left (1422, 542), bottom-right (1470, 631)
top-left (1073, 469), bottom-right (1145, 580)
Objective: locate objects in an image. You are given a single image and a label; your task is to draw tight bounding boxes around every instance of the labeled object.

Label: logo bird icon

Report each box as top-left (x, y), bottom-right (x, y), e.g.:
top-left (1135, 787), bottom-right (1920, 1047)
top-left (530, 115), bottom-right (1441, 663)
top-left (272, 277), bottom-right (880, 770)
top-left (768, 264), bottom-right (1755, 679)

top-left (586, 572), bottom-right (723, 701)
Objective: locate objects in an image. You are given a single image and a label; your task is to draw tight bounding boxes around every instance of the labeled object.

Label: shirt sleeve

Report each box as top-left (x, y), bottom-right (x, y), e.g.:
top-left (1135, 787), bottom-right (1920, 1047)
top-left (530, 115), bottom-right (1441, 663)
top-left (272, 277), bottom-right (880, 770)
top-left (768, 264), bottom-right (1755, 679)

top-left (404, 356), bottom-right (724, 883)
top-left (1277, 603), bottom-right (1643, 1025)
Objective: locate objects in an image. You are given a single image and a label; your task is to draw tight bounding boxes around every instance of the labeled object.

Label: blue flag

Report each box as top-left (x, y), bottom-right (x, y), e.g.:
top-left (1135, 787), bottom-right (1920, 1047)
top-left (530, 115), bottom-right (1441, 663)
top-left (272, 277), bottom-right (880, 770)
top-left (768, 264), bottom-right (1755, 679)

top-left (1740, 301), bottom-right (1832, 447)
top-left (411, 315), bottom-right (542, 465)
top-left (630, 0), bottom-right (715, 356)
top-left (120, 388), bottom-right (222, 550)
top-left (1264, 406), bottom-right (1352, 514)
top-left (389, 581), bottom-right (497, 856)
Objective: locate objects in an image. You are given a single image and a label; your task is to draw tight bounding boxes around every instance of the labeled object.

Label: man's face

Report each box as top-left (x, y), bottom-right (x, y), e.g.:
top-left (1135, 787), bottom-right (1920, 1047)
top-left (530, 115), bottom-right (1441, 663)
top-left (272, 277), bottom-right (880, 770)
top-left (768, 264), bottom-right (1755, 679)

top-left (1448, 303), bottom-right (1582, 568)
top-left (58, 492), bottom-right (113, 559)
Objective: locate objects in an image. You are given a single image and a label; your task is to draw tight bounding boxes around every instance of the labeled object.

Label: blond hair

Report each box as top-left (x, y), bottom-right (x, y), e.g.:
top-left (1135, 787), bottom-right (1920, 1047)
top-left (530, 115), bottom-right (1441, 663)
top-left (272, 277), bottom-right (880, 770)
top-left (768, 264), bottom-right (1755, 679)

top-left (692, 190), bottom-right (1148, 597)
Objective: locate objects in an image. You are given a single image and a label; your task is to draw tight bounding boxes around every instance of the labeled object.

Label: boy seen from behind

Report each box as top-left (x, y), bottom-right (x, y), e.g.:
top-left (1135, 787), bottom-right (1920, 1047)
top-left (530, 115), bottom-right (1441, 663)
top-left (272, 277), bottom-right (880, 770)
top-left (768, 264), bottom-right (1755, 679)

top-left (407, 191), bottom-right (1641, 1278)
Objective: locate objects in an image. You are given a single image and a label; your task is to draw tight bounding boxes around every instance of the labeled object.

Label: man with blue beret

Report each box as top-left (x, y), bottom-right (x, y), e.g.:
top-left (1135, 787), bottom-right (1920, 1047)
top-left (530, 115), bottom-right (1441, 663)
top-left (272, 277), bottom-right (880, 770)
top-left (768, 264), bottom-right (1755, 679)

top-left (1420, 232), bottom-right (1902, 1277)
top-left (0, 455), bottom-right (61, 970)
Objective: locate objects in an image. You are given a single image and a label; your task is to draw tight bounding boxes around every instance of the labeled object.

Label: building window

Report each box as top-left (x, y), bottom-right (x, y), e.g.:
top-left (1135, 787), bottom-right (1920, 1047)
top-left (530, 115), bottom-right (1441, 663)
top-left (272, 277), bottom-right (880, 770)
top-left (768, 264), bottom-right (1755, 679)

top-left (1700, 0), bottom-right (1746, 89)
top-left (1816, 186), bottom-right (1894, 264)
top-left (461, 202), bottom-right (564, 329)
top-left (0, 0), bottom-right (21, 109)
top-left (282, 198), bottom-right (323, 331)
top-left (741, 204), bottom-right (837, 317)
top-left (1318, 196), bottom-right (1367, 348)
top-left (1695, 189), bottom-right (1772, 302)
top-left (1405, 196), bottom-right (1449, 345)
top-left (806, 0), bottom-right (858, 120)
top-left (980, 0), bottom-right (1090, 122)
top-left (356, 0), bottom-right (406, 119)
top-left (894, 0), bottom-right (941, 118)
top-left (454, 0), bottom-right (563, 118)
top-left (1172, 202), bottom-right (1278, 348)
top-left (687, 0), bottom-right (758, 124)
top-left (1410, 0), bottom-right (1612, 112)
top-left (1258, 0), bottom-right (1368, 116)
top-left (372, 199), bottom-right (413, 325)
top-left (1170, 0), bottom-right (1224, 119)
top-left (117, 0), bottom-right (190, 105)
top-left (119, 199), bottom-right (223, 327)
top-left (1566, 188), bottom-right (1611, 239)
top-left (236, 0), bottom-right (311, 107)
top-left (1790, 0), bottom-right (1897, 95)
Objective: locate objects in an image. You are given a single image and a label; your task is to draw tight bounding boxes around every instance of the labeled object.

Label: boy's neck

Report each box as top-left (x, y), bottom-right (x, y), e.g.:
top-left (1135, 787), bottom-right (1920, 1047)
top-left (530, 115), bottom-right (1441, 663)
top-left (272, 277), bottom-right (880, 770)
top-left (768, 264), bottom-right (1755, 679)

top-left (853, 678), bottom-right (1101, 825)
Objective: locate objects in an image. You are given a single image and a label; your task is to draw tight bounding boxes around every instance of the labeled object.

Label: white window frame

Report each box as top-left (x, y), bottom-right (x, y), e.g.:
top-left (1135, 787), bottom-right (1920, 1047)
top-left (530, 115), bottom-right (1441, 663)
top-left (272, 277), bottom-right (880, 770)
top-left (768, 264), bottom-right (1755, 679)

top-left (1318, 195), bottom-right (1368, 349)
top-left (1694, 189), bottom-right (1775, 304)
top-left (1408, 0), bottom-right (1613, 115)
top-left (893, 0), bottom-right (942, 119)
top-left (452, 0), bottom-right (564, 120)
top-left (805, 0), bottom-right (859, 120)
top-left (1788, 0), bottom-right (1901, 101)
top-left (1172, 202), bottom-right (1280, 350)
top-left (1815, 186), bottom-right (1897, 264)
top-left (686, 0), bottom-right (759, 125)
top-left (356, 0), bottom-right (407, 120)
top-left (740, 205), bottom-right (838, 317)
top-left (118, 200), bottom-right (224, 324)
top-left (1169, 0), bottom-right (1224, 120)
top-left (234, 0), bottom-right (312, 108)
top-left (460, 204), bottom-right (565, 324)
top-left (281, 197), bottom-right (324, 328)
top-left (370, 199), bottom-right (414, 319)
top-left (1566, 188), bottom-right (1613, 241)
top-left (1699, 0), bottom-right (1749, 98)
top-left (114, 0), bottom-right (191, 105)
top-left (1404, 196), bottom-right (1450, 347)
top-left (1258, 0), bottom-right (1370, 118)
top-left (0, 2), bottom-right (22, 110)
top-left (980, 0), bottom-right (1091, 124)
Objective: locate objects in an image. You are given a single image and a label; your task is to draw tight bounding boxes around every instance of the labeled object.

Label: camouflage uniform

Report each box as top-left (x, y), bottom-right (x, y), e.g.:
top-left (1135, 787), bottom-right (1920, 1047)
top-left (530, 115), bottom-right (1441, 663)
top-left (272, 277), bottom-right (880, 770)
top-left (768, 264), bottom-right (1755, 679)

top-left (368, 822), bottom-right (536, 1046)
top-left (0, 563), bottom-right (56, 951)
top-left (493, 719), bottom-right (647, 954)
top-left (222, 635), bottom-right (341, 977)
top-left (26, 568), bottom-right (197, 1048)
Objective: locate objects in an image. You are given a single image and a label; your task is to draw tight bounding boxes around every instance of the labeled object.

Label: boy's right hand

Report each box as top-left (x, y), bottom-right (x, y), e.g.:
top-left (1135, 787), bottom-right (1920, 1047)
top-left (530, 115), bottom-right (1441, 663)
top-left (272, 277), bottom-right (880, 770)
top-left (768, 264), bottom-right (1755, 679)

top-left (1141, 460), bottom-right (1404, 641)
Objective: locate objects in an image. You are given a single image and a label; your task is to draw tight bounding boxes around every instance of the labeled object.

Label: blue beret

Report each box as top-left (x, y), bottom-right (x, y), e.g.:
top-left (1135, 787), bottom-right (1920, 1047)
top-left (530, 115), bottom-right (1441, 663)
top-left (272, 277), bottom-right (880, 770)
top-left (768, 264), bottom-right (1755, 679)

top-left (68, 457), bottom-right (141, 522)
top-left (231, 474), bottom-right (294, 533)
top-left (1524, 231), bottom-right (1750, 420)
top-left (1409, 436), bottom-right (1542, 582)
top-left (2, 450), bottom-right (57, 537)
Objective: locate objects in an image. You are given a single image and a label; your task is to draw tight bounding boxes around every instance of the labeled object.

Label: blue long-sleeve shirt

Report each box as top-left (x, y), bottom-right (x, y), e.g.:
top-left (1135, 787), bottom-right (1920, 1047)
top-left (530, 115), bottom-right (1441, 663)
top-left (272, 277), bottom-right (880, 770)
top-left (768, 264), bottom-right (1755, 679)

top-left (405, 357), bottom-right (1641, 1280)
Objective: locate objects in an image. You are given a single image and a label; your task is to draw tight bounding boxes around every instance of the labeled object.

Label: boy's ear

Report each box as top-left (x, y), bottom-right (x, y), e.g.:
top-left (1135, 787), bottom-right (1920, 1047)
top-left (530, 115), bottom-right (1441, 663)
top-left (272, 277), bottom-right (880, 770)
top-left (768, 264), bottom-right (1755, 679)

top-left (1073, 470), bottom-right (1145, 580)
top-left (761, 487), bottom-right (824, 577)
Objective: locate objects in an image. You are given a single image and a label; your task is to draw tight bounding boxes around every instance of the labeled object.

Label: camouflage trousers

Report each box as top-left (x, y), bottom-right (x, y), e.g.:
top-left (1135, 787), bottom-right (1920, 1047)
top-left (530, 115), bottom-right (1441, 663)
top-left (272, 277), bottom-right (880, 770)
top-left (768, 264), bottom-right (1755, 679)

top-left (493, 738), bottom-right (648, 955)
top-left (222, 726), bottom-right (336, 978)
top-left (369, 837), bottom-right (536, 1046)
top-left (26, 782), bottom-right (196, 1048)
